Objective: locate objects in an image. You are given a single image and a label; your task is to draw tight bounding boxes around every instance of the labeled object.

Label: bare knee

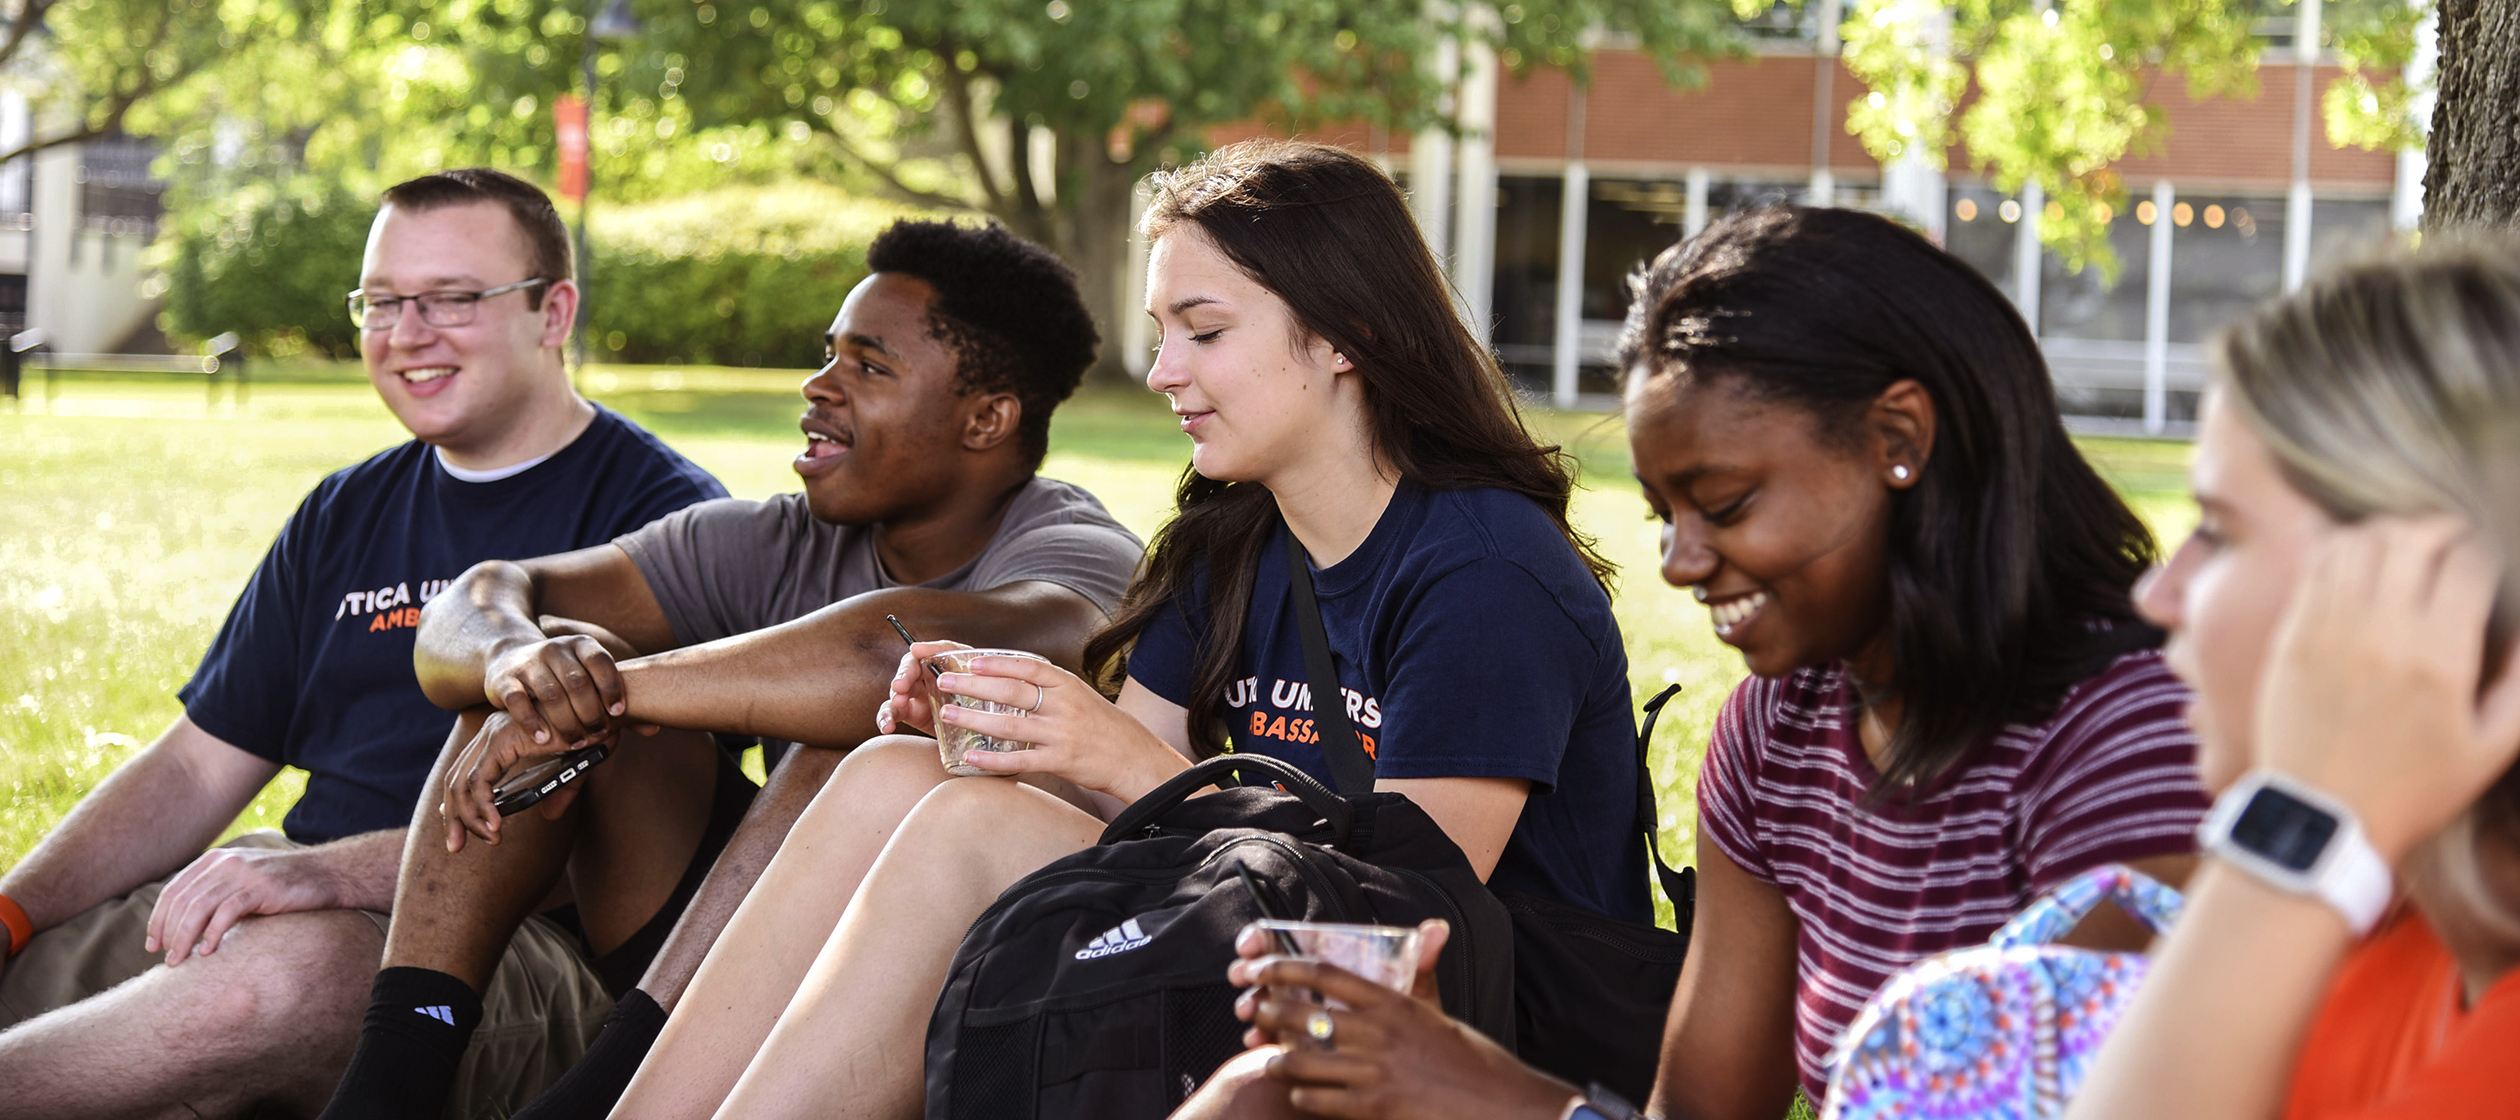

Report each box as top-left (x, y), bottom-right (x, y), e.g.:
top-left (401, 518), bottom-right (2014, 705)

top-left (143, 909), bottom-right (380, 1052)
top-left (833, 735), bottom-right (952, 792)
top-left (762, 735), bottom-right (955, 862)
top-left (805, 736), bottom-right (952, 817)
top-left (891, 775), bottom-right (1098, 885)
top-left (904, 769), bottom-right (1078, 833)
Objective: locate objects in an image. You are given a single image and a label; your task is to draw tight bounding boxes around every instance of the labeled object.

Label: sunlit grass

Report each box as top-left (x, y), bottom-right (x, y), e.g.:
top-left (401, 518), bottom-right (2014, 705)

top-left (0, 369), bottom-right (2194, 930)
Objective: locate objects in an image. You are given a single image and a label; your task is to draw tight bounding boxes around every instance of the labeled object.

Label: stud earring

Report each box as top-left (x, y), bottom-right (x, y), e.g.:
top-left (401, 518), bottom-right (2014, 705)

top-left (1891, 465), bottom-right (1912, 482)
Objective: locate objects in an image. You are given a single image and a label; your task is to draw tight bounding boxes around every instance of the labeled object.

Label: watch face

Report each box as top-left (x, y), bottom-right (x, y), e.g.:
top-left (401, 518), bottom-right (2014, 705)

top-left (2230, 785), bottom-right (2340, 874)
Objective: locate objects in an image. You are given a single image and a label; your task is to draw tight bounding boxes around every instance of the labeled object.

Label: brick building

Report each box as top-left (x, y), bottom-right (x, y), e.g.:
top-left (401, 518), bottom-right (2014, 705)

top-left (1192, 5), bottom-right (2421, 431)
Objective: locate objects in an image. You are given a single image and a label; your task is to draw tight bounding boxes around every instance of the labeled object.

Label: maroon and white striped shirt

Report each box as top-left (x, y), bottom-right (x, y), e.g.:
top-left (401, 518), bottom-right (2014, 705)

top-left (1697, 648), bottom-right (2209, 1104)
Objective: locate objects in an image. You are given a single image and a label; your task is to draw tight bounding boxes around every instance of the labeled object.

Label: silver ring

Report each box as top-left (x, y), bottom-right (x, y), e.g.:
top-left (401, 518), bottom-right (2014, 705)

top-left (1304, 1009), bottom-right (1335, 1048)
top-left (1024, 683), bottom-right (1045, 714)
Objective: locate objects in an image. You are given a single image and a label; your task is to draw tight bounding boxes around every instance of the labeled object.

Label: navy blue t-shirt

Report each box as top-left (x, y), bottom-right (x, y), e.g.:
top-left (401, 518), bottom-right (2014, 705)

top-left (1128, 481), bottom-right (1647, 921)
top-left (178, 405), bottom-right (725, 844)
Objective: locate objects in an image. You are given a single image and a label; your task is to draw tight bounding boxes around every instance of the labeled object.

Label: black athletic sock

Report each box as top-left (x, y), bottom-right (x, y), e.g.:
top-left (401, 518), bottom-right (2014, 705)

top-left (316, 967), bottom-right (484, 1120)
top-left (511, 988), bottom-right (670, 1120)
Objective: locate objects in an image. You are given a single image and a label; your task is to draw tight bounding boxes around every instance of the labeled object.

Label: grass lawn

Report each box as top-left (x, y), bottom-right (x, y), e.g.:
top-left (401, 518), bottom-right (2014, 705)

top-left (0, 366), bottom-right (2197, 931)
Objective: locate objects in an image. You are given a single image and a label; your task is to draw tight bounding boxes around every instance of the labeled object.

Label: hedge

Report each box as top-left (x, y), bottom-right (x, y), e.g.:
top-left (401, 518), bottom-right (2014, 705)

top-left (583, 184), bottom-right (929, 368)
top-left (159, 178), bottom-right (933, 367)
top-left (157, 181), bottom-right (373, 360)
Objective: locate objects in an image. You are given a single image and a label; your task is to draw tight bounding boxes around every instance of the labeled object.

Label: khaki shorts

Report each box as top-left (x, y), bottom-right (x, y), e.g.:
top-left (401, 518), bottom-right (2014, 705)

top-left (0, 831), bottom-right (612, 1120)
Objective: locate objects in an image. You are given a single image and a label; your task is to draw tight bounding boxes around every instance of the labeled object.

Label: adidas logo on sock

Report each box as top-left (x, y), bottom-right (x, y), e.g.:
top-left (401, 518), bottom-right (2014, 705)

top-left (414, 1005), bottom-right (457, 1025)
top-left (1074, 917), bottom-right (1153, 960)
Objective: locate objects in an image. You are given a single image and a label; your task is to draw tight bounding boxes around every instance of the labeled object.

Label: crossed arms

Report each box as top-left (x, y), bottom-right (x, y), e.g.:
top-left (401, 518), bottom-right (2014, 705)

top-left (413, 542), bottom-right (1109, 753)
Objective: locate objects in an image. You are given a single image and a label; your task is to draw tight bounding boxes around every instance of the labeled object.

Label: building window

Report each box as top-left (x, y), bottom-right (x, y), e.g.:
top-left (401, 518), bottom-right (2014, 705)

top-left (1737, 2), bottom-right (1819, 44)
top-left (1491, 174), bottom-right (1563, 391)
top-left (2167, 193), bottom-right (2284, 343)
top-left (2039, 210), bottom-right (2154, 344)
top-left (1581, 177), bottom-right (1690, 324)
top-left (1580, 174), bottom-right (1811, 323)
top-left (1561, 173), bottom-right (1834, 392)
top-left (77, 134), bottom-right (165, 237)
top-left (1943, 182), bottom-right (2019, 295)
top-left (0, 158), bottom-right (27, 222)
top-left (2307, 197), bottom-right (2396, 282)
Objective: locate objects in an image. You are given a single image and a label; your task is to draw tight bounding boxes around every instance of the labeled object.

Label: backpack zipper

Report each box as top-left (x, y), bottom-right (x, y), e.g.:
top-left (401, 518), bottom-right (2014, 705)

top-left (1202, 836), bottom-right (1353, 922)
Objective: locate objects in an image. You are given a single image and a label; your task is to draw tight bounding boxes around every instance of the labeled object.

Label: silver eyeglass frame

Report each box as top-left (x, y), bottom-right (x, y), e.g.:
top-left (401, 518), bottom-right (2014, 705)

top-left (346, 277), bottom-right (551, 331)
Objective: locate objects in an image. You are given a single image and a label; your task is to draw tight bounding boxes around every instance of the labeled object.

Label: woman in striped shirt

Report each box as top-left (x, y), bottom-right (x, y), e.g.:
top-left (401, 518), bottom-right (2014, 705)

top-left (1208, 207), bottom-right (2213, 1120)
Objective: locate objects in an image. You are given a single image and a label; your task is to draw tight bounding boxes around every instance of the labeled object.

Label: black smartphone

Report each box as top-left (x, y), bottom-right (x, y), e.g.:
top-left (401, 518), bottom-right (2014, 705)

top-left (490, 742), bottom-right (612, 815)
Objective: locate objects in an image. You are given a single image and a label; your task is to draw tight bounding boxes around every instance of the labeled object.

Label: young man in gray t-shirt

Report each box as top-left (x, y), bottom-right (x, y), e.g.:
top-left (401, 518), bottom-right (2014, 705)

top-left (317, 221), bottom-right (1143, 1120)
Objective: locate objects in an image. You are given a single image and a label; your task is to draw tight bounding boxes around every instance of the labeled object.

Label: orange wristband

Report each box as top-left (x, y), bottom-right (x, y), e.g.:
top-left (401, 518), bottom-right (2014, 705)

top-left (0, 893), bottom-right (29, 959)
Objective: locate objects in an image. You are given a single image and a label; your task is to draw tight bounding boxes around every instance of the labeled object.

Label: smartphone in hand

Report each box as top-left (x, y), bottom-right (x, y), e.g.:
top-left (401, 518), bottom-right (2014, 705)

top-left (490, 742), bottom-right (612, 815)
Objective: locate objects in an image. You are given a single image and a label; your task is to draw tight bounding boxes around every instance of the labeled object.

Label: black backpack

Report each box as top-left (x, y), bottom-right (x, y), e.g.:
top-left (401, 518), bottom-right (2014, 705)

top-left (922, 751), bottom-right (1517, 1120)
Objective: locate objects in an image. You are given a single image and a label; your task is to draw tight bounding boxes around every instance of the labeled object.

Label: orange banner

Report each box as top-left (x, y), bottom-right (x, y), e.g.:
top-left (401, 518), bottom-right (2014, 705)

top-left (555, 94), bottom-right (589, 203)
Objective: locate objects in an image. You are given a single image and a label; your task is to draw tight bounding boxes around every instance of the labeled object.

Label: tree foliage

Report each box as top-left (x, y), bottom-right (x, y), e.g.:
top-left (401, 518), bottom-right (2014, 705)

top-left (1842, 0), bottom-right (2429, 278)
top-left (0, 0), bottom-right (238, 163)
top-left (25, 0), bottom-right (2452, 348)
top-left (2321, 0), bottom-right (2429, 153)
top-left (612, 0), bottom-right (1751, 373)
top-left (155, 177), bottom-right (371, 358)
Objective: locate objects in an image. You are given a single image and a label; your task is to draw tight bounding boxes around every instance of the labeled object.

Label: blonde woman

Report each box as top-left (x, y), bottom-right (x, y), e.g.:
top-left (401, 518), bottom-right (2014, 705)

top-left (2071, 245), bottom-right (2520, 1119)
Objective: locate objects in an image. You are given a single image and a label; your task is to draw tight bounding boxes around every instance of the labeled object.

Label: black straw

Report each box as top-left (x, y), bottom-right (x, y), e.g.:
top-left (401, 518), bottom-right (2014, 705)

top-left (886, 615), bottom-right (942, 681)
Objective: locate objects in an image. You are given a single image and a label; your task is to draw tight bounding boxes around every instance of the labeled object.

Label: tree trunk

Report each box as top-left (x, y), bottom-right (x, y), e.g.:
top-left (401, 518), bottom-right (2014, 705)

top-left (2422, 0), bottom-right (2520, 231)
top-left (984, 126), bottom-right (1143, 383)
top-left (1068, 161), bottom-right (1143, 385)
top-left (1046, 130), bottom-right (1146, 385)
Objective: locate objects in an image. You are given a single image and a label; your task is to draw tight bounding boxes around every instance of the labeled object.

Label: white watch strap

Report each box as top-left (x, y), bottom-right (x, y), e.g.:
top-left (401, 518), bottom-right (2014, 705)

top-left (2321, 818), bottom-right (2394, 935)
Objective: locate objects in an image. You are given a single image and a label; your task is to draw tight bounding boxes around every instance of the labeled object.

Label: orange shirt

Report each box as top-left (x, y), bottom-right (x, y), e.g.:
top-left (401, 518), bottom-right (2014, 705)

top-left (2283, 910), bottom-right (2520, 1119)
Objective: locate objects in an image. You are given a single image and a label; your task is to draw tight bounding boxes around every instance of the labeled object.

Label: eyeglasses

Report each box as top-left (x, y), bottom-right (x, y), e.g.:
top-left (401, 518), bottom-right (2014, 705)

top-left (346, 277), bottom-right (550, 331)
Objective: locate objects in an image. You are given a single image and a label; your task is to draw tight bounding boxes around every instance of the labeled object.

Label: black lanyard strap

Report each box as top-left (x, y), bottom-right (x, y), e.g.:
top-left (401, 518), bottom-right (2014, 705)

top-left (1283, 531), bottom-right (1377, 796)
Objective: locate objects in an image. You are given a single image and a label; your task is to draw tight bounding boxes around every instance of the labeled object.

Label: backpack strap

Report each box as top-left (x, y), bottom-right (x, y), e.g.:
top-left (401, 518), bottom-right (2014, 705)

top-left (1099, 752), bottom-right (1354, 846)
top-left (1284, 531), bottom-right (1377, 796)
top-left (1637, 684), bottom-right (1696, 920)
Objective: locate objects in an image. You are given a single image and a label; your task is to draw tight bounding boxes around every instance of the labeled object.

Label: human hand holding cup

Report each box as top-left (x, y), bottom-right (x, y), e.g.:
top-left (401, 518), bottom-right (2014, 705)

top-left (1252, 920), bottom-right (1423, 1051)
top-left (925, 647), bottom-right (1052, 776)
top-left (1229, 919), bottom-right (1439, 1051)
top-left (914, 644), bottom-right (1194, 799)
top-left (877, 638), bottom-right (967, 739)
top-left (1227, 918), bottom-right (1582, 1119)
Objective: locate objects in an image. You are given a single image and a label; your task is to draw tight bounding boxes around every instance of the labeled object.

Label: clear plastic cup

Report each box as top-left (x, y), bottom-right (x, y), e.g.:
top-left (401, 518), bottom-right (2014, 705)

top-left (1254, 919), bottom-right (1424, 1050)
top-left (927, 647), bottom-right (1050, 777)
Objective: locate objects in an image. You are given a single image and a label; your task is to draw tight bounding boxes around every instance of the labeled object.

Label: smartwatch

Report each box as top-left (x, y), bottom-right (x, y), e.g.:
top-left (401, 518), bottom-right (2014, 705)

top-left (2198, 769), bottom-right (2394, 936)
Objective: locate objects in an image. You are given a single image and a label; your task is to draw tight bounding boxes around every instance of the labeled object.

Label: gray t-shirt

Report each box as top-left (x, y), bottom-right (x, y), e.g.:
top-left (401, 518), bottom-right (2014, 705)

top-left (614, 477), bottom-right (1144, 650)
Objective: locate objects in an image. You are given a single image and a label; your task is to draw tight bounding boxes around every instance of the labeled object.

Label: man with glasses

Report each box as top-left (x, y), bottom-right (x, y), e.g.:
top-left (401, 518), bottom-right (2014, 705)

top-left (0, 168), bottom-right (725, 1118)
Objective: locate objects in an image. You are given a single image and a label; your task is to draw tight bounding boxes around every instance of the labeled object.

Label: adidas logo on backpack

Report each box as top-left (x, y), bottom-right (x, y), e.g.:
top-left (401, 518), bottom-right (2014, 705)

top-left (1074, 917), bottom-right (1153, 960)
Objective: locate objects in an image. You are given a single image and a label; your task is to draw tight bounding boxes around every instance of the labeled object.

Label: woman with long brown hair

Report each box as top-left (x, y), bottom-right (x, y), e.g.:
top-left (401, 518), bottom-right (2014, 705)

top-left (598, 139), bottom-right (1644, 1120)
